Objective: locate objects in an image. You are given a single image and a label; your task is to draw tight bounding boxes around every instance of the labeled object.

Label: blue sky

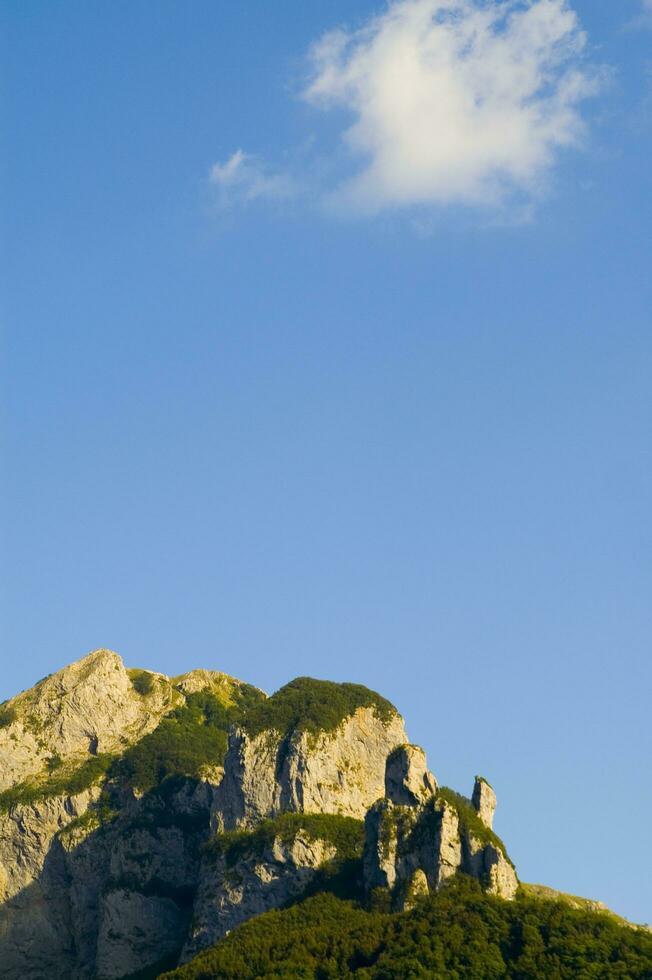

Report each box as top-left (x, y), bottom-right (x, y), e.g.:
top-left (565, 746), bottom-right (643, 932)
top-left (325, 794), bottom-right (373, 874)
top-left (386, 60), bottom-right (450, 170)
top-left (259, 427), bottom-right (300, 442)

top-left (2, 0), bottom-right (651, 923)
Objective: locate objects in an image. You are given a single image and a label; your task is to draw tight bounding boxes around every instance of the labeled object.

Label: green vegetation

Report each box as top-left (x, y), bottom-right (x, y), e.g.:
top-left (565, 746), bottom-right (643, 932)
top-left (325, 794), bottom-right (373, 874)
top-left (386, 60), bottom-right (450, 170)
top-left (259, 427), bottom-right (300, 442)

top-left (205, 813), bottom-right (366, 904)
top-left (386, 743), bottom-right (425, 763)
top-left (163, 877), bottom-right (652, 979)
top-left (206, 813), bottom-right (364, 867)
top-left (0, 702), bottom-right (17, 728)
top-left (129, 669), bottom-right (157, 696)
top-left (240, 677), bottom-right (396, 739)
top-left (437, 786), bottom-right (515, 869)
top-left (0, 753), bottom-right (115, 812)
top-left (115, 687), bottom-right (264, 792)
top-left (519, 884), bottom-right (635, 929)
top-left (376, 804), bottom-right (418, 863)
top-left (57, 796), bottom-right (120, 842)
top-left (122, 951), bottom-right (185, 980)
top-left (0, 682), bottom-right (265, 810)
top-left (118, 776), bottom-right (210, 836)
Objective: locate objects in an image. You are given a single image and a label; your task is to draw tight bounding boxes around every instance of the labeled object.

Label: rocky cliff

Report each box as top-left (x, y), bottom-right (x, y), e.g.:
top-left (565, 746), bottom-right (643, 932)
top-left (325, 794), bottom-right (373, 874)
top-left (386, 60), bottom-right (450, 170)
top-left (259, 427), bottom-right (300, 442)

top-left (212, 705), bottom-right (407, 831)
top-left (0, 649), bottom-right (523, 978)
top-left (0, 650), bottom-right (175, 793)
top-left (363, 748), bottom-right (517, 907)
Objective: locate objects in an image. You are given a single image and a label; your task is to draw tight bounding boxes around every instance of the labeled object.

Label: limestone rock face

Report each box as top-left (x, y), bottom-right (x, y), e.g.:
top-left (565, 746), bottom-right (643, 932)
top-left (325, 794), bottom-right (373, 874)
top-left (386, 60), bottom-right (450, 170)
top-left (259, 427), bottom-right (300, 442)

top-left (213, 706), bottom-right (407, 831)
top-left (96, 890), bottom-right (188, 980)
top-left (182, 829), bottom-right (338, 963)
top-left (65, 779), bottom-right (214, 979)
top-left (433, 800), bottom-right (463, 889)
top-left (363, 749), bottom-right (518, 907)
top-left (0, 650), bottom-right (178, 792)
top-left (403, 868), bottom-right (430, 910)
top-left (93, 823), bottom-right (198, 978)
top-left (385, 744), bottom-right (437, 806)
top-left (463, 831), bottom-right (518, 900)
top-left (484, 844), bottom-right (519, 900)
top-left (0, 775), bottom-right (214, 979)
top-left (472, 776), bottom-right (497, 830)
top-left (0, 788), bottom-right (99, 904)
top-left (0, 788), bottom-right (102, 980)
top-left (0, 652), bottom-right (525, 977)
top-left (173, 669), bottom-right (264, 703)
top-left (363, 799), bottom-right (404, 892)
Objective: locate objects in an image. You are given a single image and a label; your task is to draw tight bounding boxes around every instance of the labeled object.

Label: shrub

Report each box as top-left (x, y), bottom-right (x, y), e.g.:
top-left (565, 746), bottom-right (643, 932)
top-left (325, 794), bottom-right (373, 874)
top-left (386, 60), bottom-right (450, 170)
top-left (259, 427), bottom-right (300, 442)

top-left (206, 813), bottom-right (364, 868)
top-left (115, 686), bottom-right (264, 793)
top-left (0, 703), bottom-right (17, 728)
top-left (205, 813), bottom-right (366, 904)
top-left (129, 670), bottom-right (156, 697)
top-left (240, 677), bottom-right (397, 739)
top-left (0, 753), bottom-right (115, 812)
top-left (0, 682), bottom-right (265, 809)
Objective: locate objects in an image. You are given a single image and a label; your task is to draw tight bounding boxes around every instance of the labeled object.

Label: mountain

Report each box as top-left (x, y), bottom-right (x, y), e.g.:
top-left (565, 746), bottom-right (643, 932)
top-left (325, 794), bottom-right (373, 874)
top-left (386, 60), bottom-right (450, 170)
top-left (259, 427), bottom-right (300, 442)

top-left (0, 649), bottom-right (649, 979)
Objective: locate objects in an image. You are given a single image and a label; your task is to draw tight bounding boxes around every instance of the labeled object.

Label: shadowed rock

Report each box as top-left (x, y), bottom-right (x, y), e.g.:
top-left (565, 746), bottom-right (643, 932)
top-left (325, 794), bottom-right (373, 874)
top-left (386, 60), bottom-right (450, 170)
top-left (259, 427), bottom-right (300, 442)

top-left (385, 745), bottom-right (437, 806)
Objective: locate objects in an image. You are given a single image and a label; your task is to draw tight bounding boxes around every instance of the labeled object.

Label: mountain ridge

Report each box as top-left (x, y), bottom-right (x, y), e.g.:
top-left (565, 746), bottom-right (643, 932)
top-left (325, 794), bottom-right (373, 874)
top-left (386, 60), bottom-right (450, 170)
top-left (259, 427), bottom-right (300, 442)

top-left (0, 649), bottom-right (649, 979)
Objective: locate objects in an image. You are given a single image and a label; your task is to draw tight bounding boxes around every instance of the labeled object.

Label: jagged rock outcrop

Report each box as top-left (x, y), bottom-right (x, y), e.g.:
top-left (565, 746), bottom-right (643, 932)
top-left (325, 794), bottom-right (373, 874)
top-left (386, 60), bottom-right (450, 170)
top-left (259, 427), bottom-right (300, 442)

top-left (385, 744), bottom-right (437, 806)
top-left (174, 669), bottom-right (263, 703)
top-left (363, 745), bottom-right (518, 907)
top-left (97, 889), bottom-right (187, 979)
top-left (0, 650), bottom-right (180, 792)
top-left (213, 706), bottom-right (407, 831)
top-left (472, 776), bottom-right (497, 829)
top-left (0, 788), bottom-right (102, 979)
top-left (403, 867), bottom-right (429, 910)
top-left (0, 652), bottom-right (252, 980)
top-left (0, 652), bottom-right (255, 796)
top-left (182, 818), bottom-right (355, 963)
top-left (66, 778), bottom-right (215, 980)
top-left (81, 784), bottom-right (212, 979)
top-left (0, 651), bottom-right (523, 978)
top-left (0, 777), bottom-right (215, 980)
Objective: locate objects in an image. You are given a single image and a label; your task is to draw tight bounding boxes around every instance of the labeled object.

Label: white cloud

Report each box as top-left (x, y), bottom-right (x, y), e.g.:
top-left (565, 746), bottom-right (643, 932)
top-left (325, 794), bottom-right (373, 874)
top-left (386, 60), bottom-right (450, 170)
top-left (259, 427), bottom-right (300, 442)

top-left (303, 0), bottom-right (600, 212)
top-left (209, 149), bottom-right (294, 208)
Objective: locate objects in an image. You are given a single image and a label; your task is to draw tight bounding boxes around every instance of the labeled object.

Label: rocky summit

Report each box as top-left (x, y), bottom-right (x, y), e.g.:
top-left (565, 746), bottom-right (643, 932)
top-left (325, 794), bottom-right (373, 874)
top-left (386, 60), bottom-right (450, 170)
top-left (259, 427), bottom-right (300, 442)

top-left (0, 650), bottom-right (649, 980)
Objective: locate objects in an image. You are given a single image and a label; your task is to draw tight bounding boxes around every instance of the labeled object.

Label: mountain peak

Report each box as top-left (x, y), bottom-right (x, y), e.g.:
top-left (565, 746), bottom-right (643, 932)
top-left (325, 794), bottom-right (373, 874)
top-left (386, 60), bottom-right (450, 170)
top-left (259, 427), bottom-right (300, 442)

top-left (0, 649), bottom-right (177, 792)
top-left (1, 651), bottom-right (648, 979)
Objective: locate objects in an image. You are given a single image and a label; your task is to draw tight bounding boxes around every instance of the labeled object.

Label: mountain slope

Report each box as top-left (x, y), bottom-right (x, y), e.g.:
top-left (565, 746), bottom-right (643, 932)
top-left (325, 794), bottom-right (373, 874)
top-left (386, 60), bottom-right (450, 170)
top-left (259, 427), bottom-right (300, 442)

top-left (0, 649), bottom-right (649, 979)
top-left (163, 881), bottom-right (652, 980)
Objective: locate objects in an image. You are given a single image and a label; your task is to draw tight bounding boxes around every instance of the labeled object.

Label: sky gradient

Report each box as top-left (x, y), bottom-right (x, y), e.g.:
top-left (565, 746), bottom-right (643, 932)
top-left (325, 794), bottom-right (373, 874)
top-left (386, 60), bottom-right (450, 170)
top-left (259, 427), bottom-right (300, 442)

top-left (2, 1), bottom-right (651, 924)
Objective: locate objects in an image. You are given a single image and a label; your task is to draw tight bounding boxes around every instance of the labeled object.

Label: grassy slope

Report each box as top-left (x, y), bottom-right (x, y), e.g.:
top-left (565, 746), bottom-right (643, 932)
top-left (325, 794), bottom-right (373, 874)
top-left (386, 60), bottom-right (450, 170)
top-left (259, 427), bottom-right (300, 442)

top-left (519, 883), bottom-right (639, 930)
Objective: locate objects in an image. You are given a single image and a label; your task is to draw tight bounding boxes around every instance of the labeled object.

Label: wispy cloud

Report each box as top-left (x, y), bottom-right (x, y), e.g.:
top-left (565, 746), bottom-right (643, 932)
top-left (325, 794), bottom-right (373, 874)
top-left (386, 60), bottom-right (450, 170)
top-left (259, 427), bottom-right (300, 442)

top-left (210, 0), bottom-right (602, 220)
top-left (209, 149), bottom-right (295, 208)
